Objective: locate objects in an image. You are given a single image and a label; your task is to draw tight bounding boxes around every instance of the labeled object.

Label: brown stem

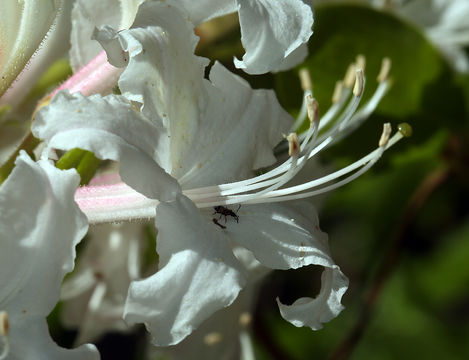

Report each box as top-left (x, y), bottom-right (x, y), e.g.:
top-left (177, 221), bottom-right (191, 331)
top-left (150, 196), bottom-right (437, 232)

top-left (328, 166), bottom-right (450, 360)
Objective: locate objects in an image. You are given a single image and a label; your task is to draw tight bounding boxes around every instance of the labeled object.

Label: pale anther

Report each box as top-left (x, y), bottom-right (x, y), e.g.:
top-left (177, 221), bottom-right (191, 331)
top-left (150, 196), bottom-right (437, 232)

top-left (353, 69), bottom-right (364, 97)
top-left (379, 123), bottom-right (392, 147)
top-left (306, 95), bottom-right (319, 125)
top-left (287, 133), bottom-right (300, 157)
top-left (299, 68), bottom-right (313, 91)
top-left (377, 57), bottom-right (392, 83)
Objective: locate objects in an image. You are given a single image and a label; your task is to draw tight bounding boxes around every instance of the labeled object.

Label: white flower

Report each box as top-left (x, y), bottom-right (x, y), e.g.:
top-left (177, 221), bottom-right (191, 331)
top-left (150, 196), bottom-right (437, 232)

top-left (32, 0), bottom-right (406, 348)
top-left (0, 152), bottom-right (99, 360)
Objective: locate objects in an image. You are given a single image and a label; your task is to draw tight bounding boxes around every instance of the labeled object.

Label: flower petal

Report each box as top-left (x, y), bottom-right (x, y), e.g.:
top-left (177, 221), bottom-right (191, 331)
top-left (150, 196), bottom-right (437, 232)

top-left (277, 265), bottom-right (348, 330)
top-left (174, 62), bottom-right (292, 188)
top-left (233, 0), bottom-right (314, 74)
top-left (0, 152), bottom-right (87, 316)
top-left (69, 0), bottom-right (141, 71)
top-left (176, 0), bottom-right (237, 25)
top-left (94, 1), bottom-right (209, 150)
top-left (219, 200), bottom-right (348, 329)
top-left (9, 315), bottom-right (99, 360)
top-left (224, 201), bottom-right (333, 270)
top-left (0, 0), bottom-right (60, 96)
top-left (0, 152), bottom-right (98, 358)
top-left (124, 194), bottom-right (247, 346)
top-left (94, 3), bottom-right (292, 187)
top-left (32, 91), bottom-right (181, 201)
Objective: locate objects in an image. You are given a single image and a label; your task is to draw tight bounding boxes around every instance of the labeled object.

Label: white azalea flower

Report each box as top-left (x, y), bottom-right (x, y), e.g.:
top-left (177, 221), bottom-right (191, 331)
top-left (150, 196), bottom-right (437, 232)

top-left (0, 0), bottom-right (62, 98)
top-left (31, 0), bottom-right (407, 349)
top-left (0, 151), bottom-right (99, 360)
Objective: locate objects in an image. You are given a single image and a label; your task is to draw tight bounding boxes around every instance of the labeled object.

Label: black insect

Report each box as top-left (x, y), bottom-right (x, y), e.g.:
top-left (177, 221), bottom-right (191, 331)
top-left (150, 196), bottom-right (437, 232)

top-left (213, 205), bottom-right (240, 223)
top-left (212, 218), bottom-right (226, 229)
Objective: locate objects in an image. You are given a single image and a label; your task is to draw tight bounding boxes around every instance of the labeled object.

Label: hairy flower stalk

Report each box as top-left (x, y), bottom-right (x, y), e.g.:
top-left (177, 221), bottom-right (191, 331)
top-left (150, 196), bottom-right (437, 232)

top-left (73, 58), bottom-right (408, 224)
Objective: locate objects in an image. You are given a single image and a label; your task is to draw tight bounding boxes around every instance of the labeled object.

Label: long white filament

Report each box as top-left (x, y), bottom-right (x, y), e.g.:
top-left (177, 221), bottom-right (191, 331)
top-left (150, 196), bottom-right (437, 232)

top-left (76, 58), bottom-right (406, 224)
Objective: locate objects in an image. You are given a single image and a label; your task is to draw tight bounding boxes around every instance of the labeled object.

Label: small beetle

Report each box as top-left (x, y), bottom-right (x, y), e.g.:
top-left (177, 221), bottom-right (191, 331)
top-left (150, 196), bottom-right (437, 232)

top-left (213, 205), bottom-right (240, 223)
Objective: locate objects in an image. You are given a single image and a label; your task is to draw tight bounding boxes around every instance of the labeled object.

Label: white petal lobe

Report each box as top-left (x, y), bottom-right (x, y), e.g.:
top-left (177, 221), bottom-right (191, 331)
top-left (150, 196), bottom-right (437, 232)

top-left (0, 152), bottom-right (87, 315)
top-left (277, 265), bottom-right (348, 330)
top-left (225, 202), bottom-right (333, 270)
top-left (0, 152), bottom-right (99, 359)
top-left (124, 194), bottom-right (247, 346)
top-left (234, 0), bottom-right (314, 74)
top-left (32, 91), bottom-right (181, 201)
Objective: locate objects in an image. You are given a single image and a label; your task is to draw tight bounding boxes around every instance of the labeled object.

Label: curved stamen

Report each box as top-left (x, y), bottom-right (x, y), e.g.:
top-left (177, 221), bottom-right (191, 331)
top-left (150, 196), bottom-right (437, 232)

top-left (188, 71), bottom-right (364, 201)
top-left (74, 58), bottom-right (405, 224)
top-left (195, 124), bottom-right (403, 207)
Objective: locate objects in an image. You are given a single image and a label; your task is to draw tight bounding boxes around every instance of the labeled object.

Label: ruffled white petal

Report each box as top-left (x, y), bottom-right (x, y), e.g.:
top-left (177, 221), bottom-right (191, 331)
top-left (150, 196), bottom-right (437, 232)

top-left (233, 0), bottom-right (314, 74)
top-left (223, 202), bottom-right (333, 270)
top-left (277, 265), bottom-right (348, 330)
top-left (0, 152), bottom-right (87, 315)
top-left (124, 194), bottom-right (247, 346)
top-left (0, 152), bottom-right (99, 359)
top-left (94, 1), bottom-right (209, 173)
top-left (0, 0), bottom-right (60, 96)
top-left (70, 0), bottom-right (123, 71)
top-left (32, 91), bottom-right (181, 201)
top-left (270, 43), bottom-right (309, 73)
